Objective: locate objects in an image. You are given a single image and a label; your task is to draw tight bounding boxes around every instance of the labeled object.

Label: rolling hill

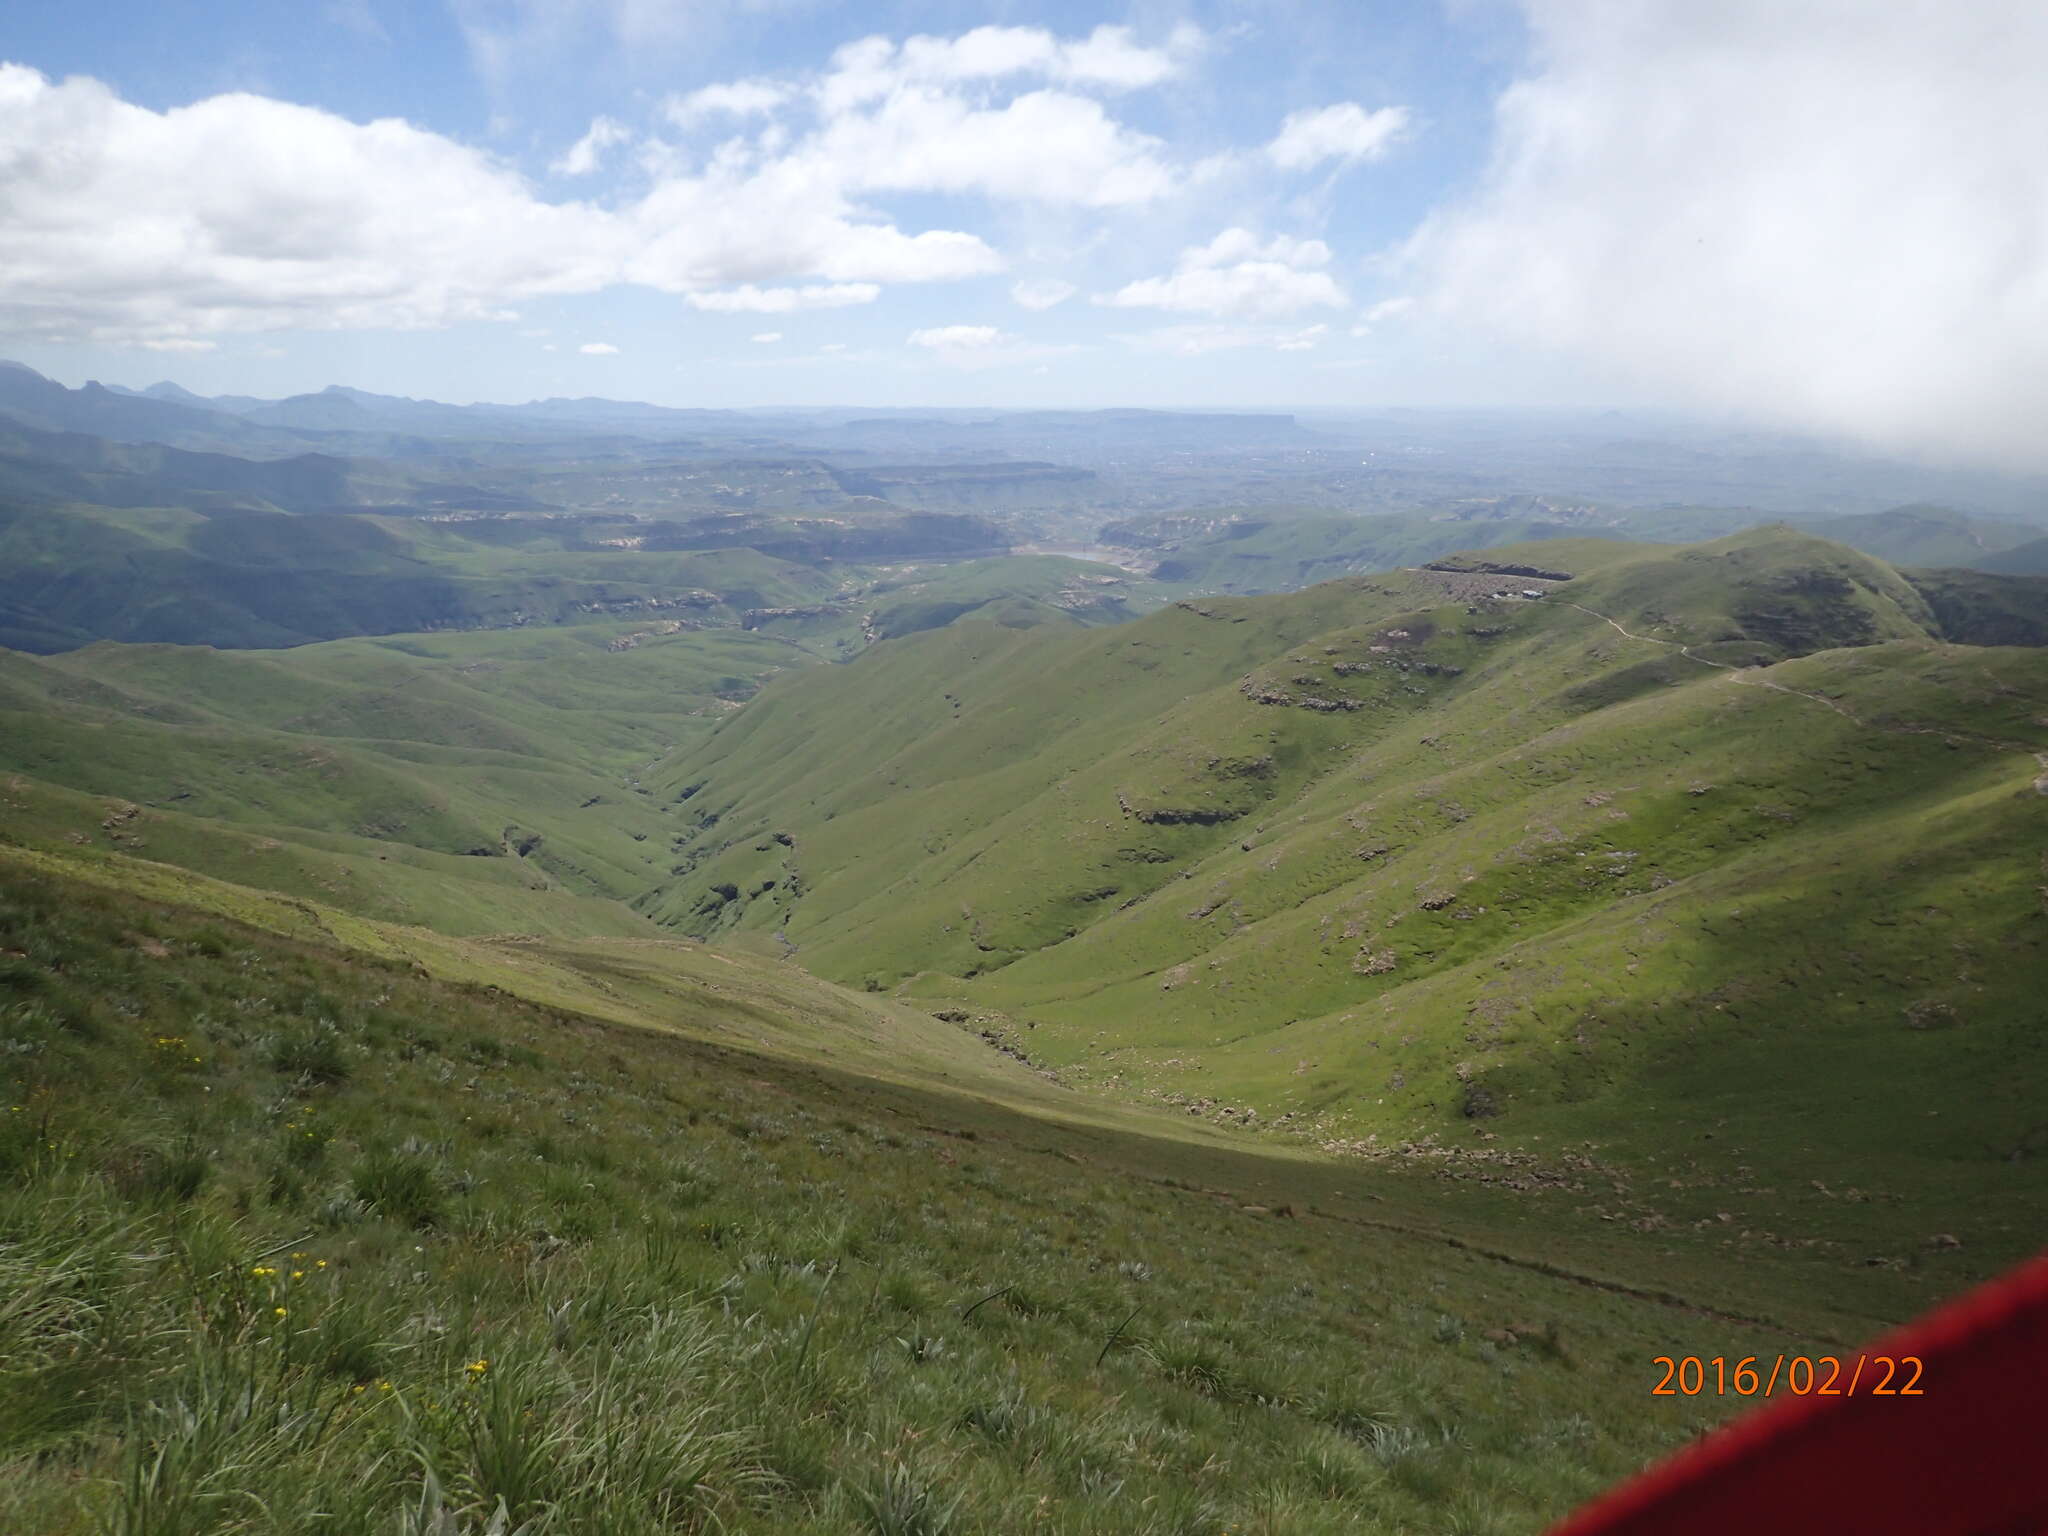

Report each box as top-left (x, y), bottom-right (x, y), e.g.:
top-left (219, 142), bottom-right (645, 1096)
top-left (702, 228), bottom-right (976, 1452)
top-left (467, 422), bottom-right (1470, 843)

top-left (643, 529), bottom-right (2048, 1277)
top-left (0, 621), bottom-right (808, 934)
top-left (6, 841), bottom-right (1909, 1534)
top-left (4, 520), bottom-right (2043, 1531)
top-left (1794, 504), bottom-right (2047, 569)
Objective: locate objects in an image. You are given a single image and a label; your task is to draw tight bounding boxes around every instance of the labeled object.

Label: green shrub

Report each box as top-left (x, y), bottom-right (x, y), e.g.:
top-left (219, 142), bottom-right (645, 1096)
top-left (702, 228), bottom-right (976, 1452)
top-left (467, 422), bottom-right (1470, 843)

top-left (351, 1147), bottom-right (443, 1228)
top-left (271, 1026), bottom-right (350, 1085)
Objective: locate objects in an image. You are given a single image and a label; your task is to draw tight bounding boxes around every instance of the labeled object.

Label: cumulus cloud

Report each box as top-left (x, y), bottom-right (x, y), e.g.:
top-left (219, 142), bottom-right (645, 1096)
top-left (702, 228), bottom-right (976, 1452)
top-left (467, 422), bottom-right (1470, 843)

top-left (552, 115), bottom-right (631, 176)
top-left (1096, 229), bottom-right (1348, 320)
top-left (806, 85), bottom-right (1176, 207)
top-left (1408, 0), bottom-right (2048, 471)
top-left (819, 24), bottom-right (1204, 113)
top-left (1011, 277), bottom-right (1078, 311)
top-left (579, 341), bottom-right (619, 354)
top-left (656, 24), bottom-right (1199, 212)
top-left (663, 79), bottom-right (790, 124)
top-left (0, 61), bottom-right (994, 346)
top-left (0, 22), bottom-right (1223, 350)
top-left (1267, 103), bottom-right (1408, 171)
top-left (685, 283), bottom-right (880, 313)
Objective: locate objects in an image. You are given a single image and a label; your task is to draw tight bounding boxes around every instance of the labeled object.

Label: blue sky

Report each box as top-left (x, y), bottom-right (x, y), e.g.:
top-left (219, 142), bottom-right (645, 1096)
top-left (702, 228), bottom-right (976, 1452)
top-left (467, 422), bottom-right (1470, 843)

top-left (2, 1), bottom-right (2044, 471)
top-left (0, 0), bottom-right (1524, 408)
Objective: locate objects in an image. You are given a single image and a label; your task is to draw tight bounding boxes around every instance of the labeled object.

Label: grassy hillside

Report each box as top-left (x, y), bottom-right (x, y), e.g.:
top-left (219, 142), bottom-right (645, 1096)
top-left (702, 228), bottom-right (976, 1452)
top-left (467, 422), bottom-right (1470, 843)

top-left (4, 513), bottom-right (2039, 1533)
top-left (646, 530), bottom-right (2048, 1280)
top-left (1979, 536), bottom-right (2048, 575)
top-left (0, 848), bottom-right (1968, 1534)
top-left (0, 498), bottom-right (859, 652)
top-left (1904, 567), bottom-right (2048, 646)
top-left (0, 485), bottom-right (1158, 655)
top-left (1099, 504), bottom-right (2048, 600)
top-left (733, 554), bottom-right (1165, 657)
top-left (0, 622), bottom-right (819, 938)
top-left (1101, 513), bottom-right (1586, 594)
top-left (1794, 504), bottom-right (2046, 569)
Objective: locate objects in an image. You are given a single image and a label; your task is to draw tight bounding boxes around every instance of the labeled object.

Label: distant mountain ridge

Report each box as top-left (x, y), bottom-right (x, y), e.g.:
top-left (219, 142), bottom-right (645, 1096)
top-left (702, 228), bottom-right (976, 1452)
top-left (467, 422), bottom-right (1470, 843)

top-left (7, 361), bottom-right (1319, 457)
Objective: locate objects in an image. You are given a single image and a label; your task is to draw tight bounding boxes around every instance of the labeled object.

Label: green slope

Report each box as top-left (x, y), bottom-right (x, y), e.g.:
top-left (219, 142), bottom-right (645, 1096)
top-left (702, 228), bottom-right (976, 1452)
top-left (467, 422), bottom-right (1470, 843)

top-left (1103, 512), bottom-right (1585, 593)
top-left (646, 529), bottom-right (2048, 1273)
top-left (1902, 566), bottom-right (2048, 647)
top-left (1979, 535), bottom-right (2048, 575)
top-left (0, 621), bottom-right (820, 936)
top-left (0, 841), bottom-right (1990, 1534)
top-left (0, 497), bottom-right (870, 652)
top-left (1794, 503), bottom-right (2047, 569)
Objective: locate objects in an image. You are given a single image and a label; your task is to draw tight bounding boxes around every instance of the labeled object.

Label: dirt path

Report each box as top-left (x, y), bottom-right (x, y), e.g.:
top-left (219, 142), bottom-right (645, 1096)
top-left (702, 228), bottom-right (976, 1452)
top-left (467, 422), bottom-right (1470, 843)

top-left (1561, 601), bottom-right (1873, 722)
top-left (1560, 603), bottom-right (2048, 763)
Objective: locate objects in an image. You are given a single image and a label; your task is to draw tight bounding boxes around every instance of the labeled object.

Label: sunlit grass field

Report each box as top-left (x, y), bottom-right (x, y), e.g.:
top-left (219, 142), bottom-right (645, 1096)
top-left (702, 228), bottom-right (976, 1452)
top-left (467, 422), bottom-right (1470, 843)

top-left (3, 858), bottom-right (1870, 1535)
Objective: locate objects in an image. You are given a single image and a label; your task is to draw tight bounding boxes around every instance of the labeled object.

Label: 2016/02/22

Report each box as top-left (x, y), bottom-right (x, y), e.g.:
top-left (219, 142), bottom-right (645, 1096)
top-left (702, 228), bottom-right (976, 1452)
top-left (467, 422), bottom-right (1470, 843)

top-left (1651, 1354), bottom-right (1925, 1398)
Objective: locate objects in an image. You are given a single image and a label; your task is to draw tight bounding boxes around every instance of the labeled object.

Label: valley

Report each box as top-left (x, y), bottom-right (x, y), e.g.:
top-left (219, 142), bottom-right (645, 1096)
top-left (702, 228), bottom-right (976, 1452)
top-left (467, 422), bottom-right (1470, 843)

top-left (3, 365), bottom-right (2046, 1533)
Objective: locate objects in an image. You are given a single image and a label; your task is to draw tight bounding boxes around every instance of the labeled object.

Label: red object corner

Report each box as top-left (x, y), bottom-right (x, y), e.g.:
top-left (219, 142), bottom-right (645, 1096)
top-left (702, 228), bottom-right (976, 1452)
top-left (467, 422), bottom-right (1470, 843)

top-left (1547, 1251), bottom-right (2048, 1536)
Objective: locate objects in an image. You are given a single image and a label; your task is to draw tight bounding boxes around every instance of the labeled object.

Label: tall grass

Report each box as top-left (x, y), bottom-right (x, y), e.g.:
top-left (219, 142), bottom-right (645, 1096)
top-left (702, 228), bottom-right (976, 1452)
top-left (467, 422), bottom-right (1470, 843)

top-left (1, 864), bottom-right (1791, 1532)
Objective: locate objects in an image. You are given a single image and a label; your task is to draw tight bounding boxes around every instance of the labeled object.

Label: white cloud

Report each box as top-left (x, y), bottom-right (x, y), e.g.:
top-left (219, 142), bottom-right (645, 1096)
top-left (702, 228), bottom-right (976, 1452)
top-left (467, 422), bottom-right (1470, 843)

top-left (806, 85), bottom-right (1176, 207)
top-left (1118, 322), bottom-right (1333, 356)
top-left (552, 115), bottom-right (631, 176)
top-left (663, 79), bottom-right (791, 124)
top-left (1350, 296), bottom-right (1414, 336)
top-left (685, 283), bottom-right (881, 313)
top-left (137, 337), bottom-right (219, 353)
top-left (579, 341), bottom-right (619, 354)
top-left (0, 23), bottom-right (1218, 351)
top-left (0, 62), bottom-right (995, 346)
top-left (819, 24), bottom-right (1204, 113)
top-left (907, 325), bottom-right (1004, 350)
top-left (1409, 0), bottom-right (2048, 472)
top-left (749, 331), bottom-right (782, 343)
top-left (1011, 277), bottom-right (1077, 311)
top-left (1267, 102), bottom-right (1408, 171)
top-left (1096, 228), bottom-right (1348, 320)
top-left (906, 323), bottom-right (1082, 371)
